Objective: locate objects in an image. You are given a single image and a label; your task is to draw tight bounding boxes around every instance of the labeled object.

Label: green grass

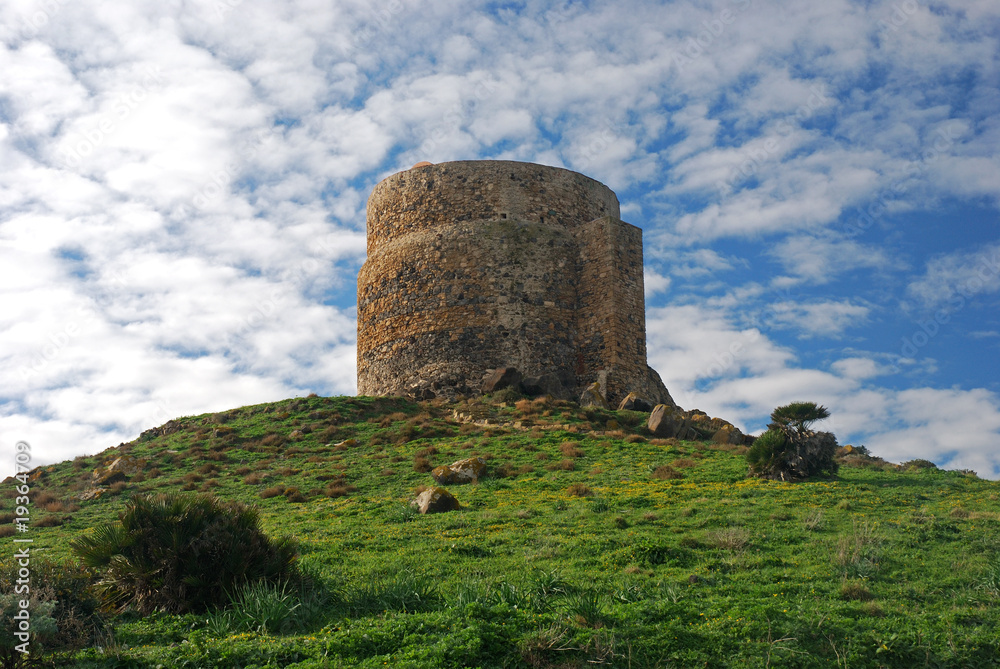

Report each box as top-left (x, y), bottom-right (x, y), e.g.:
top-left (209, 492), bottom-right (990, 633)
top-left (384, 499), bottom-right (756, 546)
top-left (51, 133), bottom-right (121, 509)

top-left (4, 393), bottom-right (1000, 668)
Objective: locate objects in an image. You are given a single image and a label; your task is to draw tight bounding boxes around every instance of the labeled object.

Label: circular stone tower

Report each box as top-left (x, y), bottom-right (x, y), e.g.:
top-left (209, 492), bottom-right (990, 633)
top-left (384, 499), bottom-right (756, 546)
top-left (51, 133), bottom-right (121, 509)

top-left (357, 160), bottom-right (672, 406)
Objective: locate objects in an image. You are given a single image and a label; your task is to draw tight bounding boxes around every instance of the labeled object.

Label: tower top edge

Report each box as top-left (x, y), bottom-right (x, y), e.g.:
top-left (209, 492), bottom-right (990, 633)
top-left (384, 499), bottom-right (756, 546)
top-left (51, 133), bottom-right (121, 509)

top-left (374, 159), bottom-right (616, 195)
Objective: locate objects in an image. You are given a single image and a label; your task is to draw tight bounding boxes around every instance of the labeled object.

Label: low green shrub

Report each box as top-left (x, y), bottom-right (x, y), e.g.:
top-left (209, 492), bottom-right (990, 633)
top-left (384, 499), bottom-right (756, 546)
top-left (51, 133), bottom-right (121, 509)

top-left (70, 493), bottom-right (297, 614)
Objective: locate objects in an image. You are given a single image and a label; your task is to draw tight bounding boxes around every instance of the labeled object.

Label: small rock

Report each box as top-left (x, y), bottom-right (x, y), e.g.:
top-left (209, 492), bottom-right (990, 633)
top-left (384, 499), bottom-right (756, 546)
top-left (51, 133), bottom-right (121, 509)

top-left (411, 486), bottom-right (461, 514)
top-left (482, 367), bottom-right (523, 394)
top-left (579, 382), bottom-right (610, 409)
top-left (617, 392), bottom-right (654, 412)
top-left (289, 430), bottom-right (305, 439)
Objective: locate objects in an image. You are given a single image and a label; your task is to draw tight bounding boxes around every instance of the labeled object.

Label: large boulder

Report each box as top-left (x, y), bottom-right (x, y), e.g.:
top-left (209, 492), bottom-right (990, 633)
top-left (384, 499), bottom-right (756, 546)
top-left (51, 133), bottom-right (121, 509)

top-left (647, 404), bottom-right (691, 439)
top-left (618, 392), bottom-right (654, 412)
top-left (431, 457), bottom-right (487, 485)
top-left (482, 367), bottom-right (523, 394)
top-left (521, 372), bottom-right (563, 398)
top-left (411, 486), bottom-right (461, 514)
top-left (712, 424), bottom-right (745, 445)
top-left (579, 382), bottom-right (610, 409)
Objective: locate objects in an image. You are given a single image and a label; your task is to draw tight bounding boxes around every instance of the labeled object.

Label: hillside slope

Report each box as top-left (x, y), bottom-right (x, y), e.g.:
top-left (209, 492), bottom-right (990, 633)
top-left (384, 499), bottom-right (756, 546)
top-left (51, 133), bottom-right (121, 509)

top-left (6, 394), bottom-right (1000, 668)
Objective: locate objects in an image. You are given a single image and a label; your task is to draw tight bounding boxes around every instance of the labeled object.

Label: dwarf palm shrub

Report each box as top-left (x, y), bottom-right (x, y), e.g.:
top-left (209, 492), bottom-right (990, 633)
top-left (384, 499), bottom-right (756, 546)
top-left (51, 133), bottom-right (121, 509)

top-left (70, 493), bottom-right (297, 614)
top-left (747, 401), bottom-right (838, 481)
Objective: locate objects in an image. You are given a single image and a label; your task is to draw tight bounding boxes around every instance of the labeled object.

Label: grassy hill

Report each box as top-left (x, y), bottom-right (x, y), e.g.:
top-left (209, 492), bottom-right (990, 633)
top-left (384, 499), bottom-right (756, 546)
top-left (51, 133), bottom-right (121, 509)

top-left (4, 394), bottom-right (1000, 668)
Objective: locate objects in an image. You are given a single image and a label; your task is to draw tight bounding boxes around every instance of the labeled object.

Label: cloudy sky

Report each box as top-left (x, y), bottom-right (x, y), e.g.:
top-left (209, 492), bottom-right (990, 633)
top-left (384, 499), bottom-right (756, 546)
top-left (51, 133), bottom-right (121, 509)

top-left (2, 0), bottom-right (999, 478)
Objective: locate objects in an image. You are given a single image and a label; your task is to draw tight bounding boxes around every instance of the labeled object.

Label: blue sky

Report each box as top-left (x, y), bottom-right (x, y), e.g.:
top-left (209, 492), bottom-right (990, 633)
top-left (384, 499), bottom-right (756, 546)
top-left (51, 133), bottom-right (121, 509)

top-left (1, 0), bottom-right (999, 477)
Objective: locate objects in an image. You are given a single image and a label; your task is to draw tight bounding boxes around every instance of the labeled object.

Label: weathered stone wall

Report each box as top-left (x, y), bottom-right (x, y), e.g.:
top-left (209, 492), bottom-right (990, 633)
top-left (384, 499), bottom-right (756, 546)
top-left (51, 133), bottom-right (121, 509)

top-left (357, 160), bottom-right (671, 406)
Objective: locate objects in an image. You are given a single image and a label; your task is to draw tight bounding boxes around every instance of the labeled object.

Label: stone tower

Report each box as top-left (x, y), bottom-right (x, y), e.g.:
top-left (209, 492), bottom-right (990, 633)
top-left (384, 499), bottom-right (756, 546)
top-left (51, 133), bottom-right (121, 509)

top-left (356, 160), bottom-right (672, 407)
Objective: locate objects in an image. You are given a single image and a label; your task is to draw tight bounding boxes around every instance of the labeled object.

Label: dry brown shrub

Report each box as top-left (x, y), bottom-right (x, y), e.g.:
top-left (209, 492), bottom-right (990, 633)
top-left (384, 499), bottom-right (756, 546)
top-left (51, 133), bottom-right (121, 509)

top-left (0, 526), bottom-right (15, 538)
top-left (514, 399), bottom-right (535, 414)
top-left (243, 472), bottom-right (263, 485)
top-left (261, 433), bottom-right (283, 447)
top-left (535, 452), bottom-right (550, 461)
top-left (566, 483), bottom-right (592, 497)
top-left (650, 438), bottom-right (678, 446)
top-left (42, 501), bottom-right (64, 513)
top-left (413, 457), bottom-right (432, 473)
top-left (380, 468), bottom-right (396, 477)
top-left (35, 515), bottom-right (63, 528)
top-left (545, 459), bottom-right (575, 471)
top-left (259, 486), bottom-right (284, 499)
top-left (949, 507), bottom-right (970, 519)
top-left (559, 443), bottom-right (584, 458)
top-left (379, 412), bottom-right (408, 427)
top-left (652, 465), bottom-right (683, 480)
top-left (234, 466), bottom-right (252, 476)
top-left (33, 491), bottom-right (58, 506)
top-left (624, 434), bottom-right (647, 443)
top-left (672, 458), bottom-right (697, 468)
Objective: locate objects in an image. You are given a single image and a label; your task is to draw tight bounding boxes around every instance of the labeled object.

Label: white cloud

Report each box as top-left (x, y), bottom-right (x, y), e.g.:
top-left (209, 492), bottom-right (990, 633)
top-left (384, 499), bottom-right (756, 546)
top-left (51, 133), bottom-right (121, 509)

top-left (765, 299), bottom-right (871, 338)
top-left (769, 234), bottom-right (901, 285)
top-left (906, 241), bottom-right (1000, 309)
top-left (831, 356), bottom-right (881, 380)
top-left (644, 267), bottom-right (670, 298)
